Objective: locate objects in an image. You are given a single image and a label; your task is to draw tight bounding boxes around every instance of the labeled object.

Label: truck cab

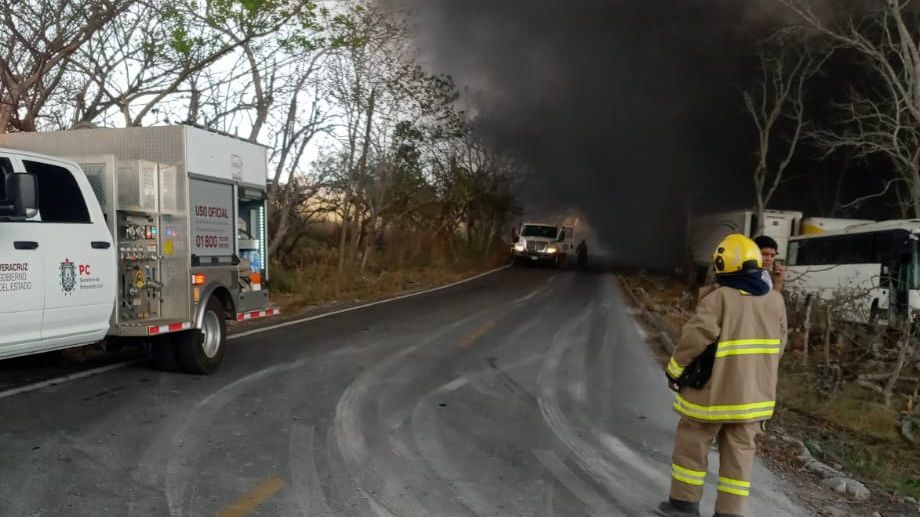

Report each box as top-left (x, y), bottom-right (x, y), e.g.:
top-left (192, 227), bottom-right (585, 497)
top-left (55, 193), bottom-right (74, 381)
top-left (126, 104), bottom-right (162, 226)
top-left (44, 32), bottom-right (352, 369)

top-left (0, 149), bottom-right (117, 359)
top-left (0, 126), bottom-right (279, 374)
top-left (511, 222), bottom-right (574, 268)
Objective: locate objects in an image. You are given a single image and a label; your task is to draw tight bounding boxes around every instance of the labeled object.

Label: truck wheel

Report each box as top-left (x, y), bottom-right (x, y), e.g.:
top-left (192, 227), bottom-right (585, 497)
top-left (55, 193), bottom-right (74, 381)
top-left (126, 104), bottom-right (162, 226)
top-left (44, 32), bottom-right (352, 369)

top-left (176, 298), bottom-right (226, 374)
top-left (152, 336), bottom-right (182, 372)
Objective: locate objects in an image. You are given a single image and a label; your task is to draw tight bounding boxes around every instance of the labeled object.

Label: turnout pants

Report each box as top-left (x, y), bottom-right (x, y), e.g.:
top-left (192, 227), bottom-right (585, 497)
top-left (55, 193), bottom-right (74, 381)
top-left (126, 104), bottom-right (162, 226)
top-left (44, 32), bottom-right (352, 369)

top-left (669, 417), bottom-right (761, 515)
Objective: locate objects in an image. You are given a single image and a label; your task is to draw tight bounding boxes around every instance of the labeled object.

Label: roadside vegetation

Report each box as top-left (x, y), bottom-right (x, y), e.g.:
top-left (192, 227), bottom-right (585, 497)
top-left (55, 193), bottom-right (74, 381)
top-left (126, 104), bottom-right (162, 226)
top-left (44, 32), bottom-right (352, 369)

top-left (270, 227), bottom-right (510, 314)
top-left (0, 0), bottom-right (522, 311)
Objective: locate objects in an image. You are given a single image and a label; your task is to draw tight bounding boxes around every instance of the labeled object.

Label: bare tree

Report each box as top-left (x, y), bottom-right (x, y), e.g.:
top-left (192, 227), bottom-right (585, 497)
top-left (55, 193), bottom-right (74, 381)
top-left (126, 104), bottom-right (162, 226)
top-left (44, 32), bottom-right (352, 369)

top-left (783, 0), bottom-right (920, 216)
top-left (320, 2), bottom-right (408, 271)
top-left (743, 34), bottom-right (826, 235)
top-left (266, 64), bottom-right (335, 258)
top-left (0, 0), bottom-right (132, 131)
top-left (60, 1), bottom-right (317, 129)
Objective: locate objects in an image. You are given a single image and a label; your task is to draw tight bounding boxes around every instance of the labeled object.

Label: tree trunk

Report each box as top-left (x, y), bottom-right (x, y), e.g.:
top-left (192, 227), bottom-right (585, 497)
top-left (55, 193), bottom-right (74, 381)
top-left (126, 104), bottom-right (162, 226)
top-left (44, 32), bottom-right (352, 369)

top-left (482, 217), bottom-right (498, 260)
top-left (337, 202), bottom-right (351, 273)
top-left (352, 212), bottom-right (365, 252)
top-left (802, 295), bottom-right (814, 367)
top-left (823, 305), bottom-right (833, 367)
top-left (884, 321), bottom-right (913, 407)
top-left (360, 215), bottom-right (378, 275)
top-left (754, 187), bottom-right (766, 237)
top-left (0, 98), bottom-right (14, 132)
top-left (360, 229), bottom-right (373, 275)
top-left (268, 186), bottom-right (293, 258)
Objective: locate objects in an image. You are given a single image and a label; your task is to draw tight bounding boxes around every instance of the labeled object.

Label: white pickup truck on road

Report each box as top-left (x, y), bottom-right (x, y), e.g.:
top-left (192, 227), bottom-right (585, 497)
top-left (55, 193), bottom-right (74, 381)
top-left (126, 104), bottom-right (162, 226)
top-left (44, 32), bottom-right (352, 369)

top-left (0, 125), bottom-right (278, 374)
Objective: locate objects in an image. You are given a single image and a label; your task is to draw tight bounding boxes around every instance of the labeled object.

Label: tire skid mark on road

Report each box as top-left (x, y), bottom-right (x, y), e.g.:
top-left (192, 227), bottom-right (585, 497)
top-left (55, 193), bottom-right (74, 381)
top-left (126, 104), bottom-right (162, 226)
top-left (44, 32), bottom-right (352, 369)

top-left (289, 423), bottom-right (333, 517)
top-left (407, 352), bottom-right (546, 516)
top-left (540, 475), bottom-right (556, 517)
top-left (401, 281), bottom-right (573, 517)
top-left (333, 311), bottom-right (490, 517)
top-left (532, 449), bottom-right (621, 517)
top-left (536, 292), bottom-right (663, 513)
top-left (160, 360), bottom-right (306, 517)
top-left (323, 426), bottom-right (383, 517)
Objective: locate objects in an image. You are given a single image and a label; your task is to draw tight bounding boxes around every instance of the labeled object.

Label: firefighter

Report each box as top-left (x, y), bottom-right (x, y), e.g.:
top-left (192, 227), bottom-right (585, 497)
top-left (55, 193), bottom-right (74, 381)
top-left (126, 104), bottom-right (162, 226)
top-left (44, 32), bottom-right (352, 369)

top-left (658, 234), bottom-right (787, 517)
top-left (753, 235), bottom-right (785, 292)
top-left (576, 239), bottom-right (588, 268)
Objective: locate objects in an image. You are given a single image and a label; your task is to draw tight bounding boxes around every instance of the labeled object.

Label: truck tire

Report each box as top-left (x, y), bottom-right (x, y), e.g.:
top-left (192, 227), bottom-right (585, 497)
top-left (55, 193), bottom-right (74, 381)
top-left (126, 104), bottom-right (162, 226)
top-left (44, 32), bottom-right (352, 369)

top-left (152, 336), bottom-right (182, 372)
top-left (176, 298), bottom-right (226, 374)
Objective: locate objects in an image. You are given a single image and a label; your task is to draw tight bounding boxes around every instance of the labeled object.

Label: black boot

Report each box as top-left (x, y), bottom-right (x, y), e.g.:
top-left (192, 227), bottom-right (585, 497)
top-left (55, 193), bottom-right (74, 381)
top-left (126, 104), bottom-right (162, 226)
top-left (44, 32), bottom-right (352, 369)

top-left (657, 498), bottom-right (701, 516)
top-left (713, 513), bottom-right (744, 517)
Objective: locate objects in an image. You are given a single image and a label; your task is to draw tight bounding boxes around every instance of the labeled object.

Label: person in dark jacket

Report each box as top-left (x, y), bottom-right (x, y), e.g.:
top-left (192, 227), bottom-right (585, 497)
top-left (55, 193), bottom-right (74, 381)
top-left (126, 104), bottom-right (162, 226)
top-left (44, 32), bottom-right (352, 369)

top-left (576, 239), bottom-right (588, 268)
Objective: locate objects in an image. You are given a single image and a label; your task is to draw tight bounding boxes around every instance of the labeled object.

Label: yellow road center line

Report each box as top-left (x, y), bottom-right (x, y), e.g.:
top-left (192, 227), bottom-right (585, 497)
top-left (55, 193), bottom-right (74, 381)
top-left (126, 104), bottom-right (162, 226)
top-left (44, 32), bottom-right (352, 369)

top-left (460, 321), bottom-right (496, 348)
top-left (216, 477), bottom-right (287, 517)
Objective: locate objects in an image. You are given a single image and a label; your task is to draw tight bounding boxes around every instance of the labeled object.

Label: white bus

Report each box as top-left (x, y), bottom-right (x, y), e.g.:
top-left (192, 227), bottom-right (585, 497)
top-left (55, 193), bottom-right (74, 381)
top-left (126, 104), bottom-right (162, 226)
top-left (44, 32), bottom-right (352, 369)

top-left (786, 220), bottom-right (920, 325)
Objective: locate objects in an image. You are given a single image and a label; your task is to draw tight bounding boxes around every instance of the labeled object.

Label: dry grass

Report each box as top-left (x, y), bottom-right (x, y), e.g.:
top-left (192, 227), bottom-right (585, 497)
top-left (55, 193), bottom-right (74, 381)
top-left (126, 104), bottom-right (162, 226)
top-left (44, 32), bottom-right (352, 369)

top-left (270, 236), bottom-right (507, 312)
top-left (775, 372), bottom-right (920, 500)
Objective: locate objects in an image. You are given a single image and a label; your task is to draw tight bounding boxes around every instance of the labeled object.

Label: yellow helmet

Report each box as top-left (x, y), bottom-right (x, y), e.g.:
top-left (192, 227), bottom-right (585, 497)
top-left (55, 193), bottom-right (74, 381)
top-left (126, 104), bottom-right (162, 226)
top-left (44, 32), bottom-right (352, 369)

top-left (712, 234), bottom-right (762, 275)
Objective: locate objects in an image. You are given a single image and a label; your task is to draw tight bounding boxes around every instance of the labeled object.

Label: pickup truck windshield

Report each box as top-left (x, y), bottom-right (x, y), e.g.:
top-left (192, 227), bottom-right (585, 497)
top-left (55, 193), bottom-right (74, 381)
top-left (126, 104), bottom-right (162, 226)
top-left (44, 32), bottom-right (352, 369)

top-left (521, 225), bottom-right (558, 238)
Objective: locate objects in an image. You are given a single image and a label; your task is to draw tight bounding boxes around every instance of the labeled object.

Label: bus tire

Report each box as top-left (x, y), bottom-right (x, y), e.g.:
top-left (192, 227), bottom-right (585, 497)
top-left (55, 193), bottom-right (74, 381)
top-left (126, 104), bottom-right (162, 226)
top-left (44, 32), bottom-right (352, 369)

top-left (176, 298), bottom-right (226, 375)
top-left (152, 335), bottom-right (182, 372)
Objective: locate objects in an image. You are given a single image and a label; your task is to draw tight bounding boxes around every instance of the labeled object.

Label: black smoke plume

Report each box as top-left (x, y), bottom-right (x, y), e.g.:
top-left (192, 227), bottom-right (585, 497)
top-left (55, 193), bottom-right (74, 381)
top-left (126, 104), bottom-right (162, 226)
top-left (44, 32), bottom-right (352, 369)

top-left (390, 0), bottom-right (805, 268)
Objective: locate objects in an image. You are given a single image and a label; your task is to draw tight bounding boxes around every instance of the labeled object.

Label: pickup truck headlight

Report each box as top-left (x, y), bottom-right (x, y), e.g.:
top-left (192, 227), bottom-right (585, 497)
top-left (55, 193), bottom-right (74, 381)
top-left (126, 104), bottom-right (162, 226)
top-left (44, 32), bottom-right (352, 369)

top-left (546, 246), bottom-right (558, 254)
top-left (514, 243), bottom-right (525, 252)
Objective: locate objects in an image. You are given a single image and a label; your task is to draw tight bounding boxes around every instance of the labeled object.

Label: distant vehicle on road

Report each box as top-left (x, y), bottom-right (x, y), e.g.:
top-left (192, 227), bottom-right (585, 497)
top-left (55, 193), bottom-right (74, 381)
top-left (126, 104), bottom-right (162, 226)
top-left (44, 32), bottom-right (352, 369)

top-left (686, 209), bottom-right (874, 286)
top-left (511, 222), bottom-right (574, 268)
top-left (0, 125), bottom-right (279, 373)
top-left (687, 210), bottom-right (803, 277)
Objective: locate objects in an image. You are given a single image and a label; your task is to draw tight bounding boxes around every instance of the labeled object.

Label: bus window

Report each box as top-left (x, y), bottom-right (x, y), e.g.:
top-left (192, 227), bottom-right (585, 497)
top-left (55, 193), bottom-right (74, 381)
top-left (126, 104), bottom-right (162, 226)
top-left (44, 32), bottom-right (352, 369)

top-left (909, 240), bottom-right (920, 290)
top-left (787, 241), bottom-right (799, 265)
top-left (841, 234), bottom-right (872, 263)
top-left (874, 232), bottom-right (894, 266)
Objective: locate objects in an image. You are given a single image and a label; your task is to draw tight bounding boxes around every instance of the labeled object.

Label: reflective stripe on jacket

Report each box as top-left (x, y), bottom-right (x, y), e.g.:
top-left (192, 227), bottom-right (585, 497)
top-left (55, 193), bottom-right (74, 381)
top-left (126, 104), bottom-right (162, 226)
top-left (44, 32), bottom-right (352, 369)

top-left (666, 284), bottom-right (787, 423)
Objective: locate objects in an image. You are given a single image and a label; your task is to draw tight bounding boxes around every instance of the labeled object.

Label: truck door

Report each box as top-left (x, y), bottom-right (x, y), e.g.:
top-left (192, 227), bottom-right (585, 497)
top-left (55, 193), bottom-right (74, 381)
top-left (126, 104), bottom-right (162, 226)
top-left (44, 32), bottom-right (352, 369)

top-left (0, 155), bottom-right (44, 353)
top-left (560, 227), bottom-right (574, 253)
top-left (23, 158), bottom-right (115, 345)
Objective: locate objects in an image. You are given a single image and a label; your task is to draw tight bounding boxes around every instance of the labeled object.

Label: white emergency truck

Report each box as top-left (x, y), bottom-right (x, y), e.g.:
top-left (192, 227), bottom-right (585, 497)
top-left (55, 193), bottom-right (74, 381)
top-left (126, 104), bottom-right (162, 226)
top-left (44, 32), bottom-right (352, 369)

top-left (0, 125), bottom-right (279, 373)
top-left (511, 222), bottom-right (574, 267)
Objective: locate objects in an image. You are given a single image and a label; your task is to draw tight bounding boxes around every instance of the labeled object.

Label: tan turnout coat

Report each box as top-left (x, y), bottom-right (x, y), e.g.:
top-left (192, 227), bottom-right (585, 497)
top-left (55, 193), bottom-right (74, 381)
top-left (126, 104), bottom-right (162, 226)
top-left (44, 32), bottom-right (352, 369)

top-left (666, 284), bottom-right (787, 423)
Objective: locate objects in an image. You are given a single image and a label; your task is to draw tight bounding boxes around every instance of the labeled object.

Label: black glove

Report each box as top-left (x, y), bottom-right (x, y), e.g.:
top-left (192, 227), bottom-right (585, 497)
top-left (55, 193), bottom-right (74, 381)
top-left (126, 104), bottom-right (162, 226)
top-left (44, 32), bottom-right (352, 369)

top-left (665, 372), bottom-right (680, 392)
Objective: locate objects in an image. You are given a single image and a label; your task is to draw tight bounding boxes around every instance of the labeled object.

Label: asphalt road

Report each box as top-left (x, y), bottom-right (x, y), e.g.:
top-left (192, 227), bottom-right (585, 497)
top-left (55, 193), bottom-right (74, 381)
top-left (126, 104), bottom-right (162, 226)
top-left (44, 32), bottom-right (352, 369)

top-left (0, 265), bottom-right (808, 517)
